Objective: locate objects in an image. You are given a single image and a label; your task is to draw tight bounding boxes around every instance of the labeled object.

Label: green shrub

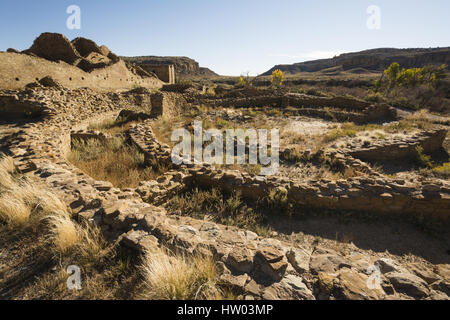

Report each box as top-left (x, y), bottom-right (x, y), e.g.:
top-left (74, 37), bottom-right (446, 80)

top-left (415, 146), bottom-right (433, 168)
top-left (432, 162), bottom-right (450, 178)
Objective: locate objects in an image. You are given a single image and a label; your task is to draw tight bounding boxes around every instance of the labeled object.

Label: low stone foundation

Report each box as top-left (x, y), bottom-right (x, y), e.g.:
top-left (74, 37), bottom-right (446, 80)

top-left (347, 129), bottom-right (447, 161)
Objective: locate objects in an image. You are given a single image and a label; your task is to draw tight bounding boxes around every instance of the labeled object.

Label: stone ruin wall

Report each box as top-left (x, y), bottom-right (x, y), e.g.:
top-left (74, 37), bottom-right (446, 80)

top-left (128, 120), bottom-right (450, 220)
top-left (193, 93), bottom-right (396, 123)
top-left (140, 64), bottom-right (176, 84)
top-left (0, 52), bottom-right (163, 91)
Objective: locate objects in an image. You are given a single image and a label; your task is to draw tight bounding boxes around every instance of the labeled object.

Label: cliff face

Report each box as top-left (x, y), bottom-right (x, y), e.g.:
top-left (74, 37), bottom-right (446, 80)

top-left (262, 47), bottom-right (450, 75)
top-left (123, 56), bottom-right (218, 77)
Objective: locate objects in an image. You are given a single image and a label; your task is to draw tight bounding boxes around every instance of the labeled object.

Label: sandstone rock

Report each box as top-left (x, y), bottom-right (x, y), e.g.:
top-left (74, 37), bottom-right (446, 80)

top-left (219, 273), bottom-right (248, 291)
top-left (286, 247), bottom-right (311, 274)
top-left (428, 290), bottom-right (450, 300)
top-left (178, 225), bottom-right (198, 235)
top-left (316, 272), bottom-right (335, 297)
top-left (199, 222), bottom-right (221, 237)
top-left (226, 247), bottom-right (254, 274)
top-left (385, 271), bottom-right (430, 299)
top-left (434, 264), bottom-right (450, 279)
top-left (375, 258), bottom-right (405, 274)
top-left (93, 181), bottom-right (113, 192)
top-left (408, 263), bottom-right (441, 285)
top-left (99, 45), bottom-right (111, 57)
top-left (431, 280), bottom-right (450, 296)
top-left (335, 268), bottom-right (385, 300)
top-left (244, 279), bottom-right (262, 296)
top-left (121, 229), bottom-right (159, 251)
top-left (263, 275), bottom-right (315, 300)
top-left (310, 248), bottom-right (352, 275)
top-left (255, 248), bottom-right (288, 281)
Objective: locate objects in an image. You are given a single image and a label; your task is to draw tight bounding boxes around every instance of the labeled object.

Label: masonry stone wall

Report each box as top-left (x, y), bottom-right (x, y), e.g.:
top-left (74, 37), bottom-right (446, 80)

top-left (140, 64), bottom-right (175, 84)
top-left (150, 91), bottom-right (187, 118)
top-left (128, 120), bottom-right (450, 220)
top-left (0, 53), bottom-right (163, 91)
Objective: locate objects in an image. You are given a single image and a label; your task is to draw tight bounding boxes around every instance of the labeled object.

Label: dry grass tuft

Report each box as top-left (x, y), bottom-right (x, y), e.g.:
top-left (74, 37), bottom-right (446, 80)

top-left (0, 156), bottom-right (16, 189)
top-left (140, 248), bottom-right (221, 300)
top-left (43, 214), bottom-right (79, 254)
top-left (0, 155), bottom-right (15, 174)
top-left (68, 136), bottom-right (166, 188)
top-left (0, 194), bottom-right (31, 228)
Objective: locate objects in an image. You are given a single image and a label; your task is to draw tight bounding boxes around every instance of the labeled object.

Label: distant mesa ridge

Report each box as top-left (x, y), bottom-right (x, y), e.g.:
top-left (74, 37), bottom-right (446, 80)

top-left (122, 56), bottom-right (218, 77)
top-left (261, 47), bottom-right (450, 76)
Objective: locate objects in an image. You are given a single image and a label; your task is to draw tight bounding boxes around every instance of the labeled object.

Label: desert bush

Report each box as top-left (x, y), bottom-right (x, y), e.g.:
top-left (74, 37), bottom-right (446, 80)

top-left (264, 187), bottom-right (290, 215)
top-left (140, 248), bottom-right (221, 300)
top-left (415, 146), bottom-right (433, 168)
top-left (375, 62), bottom-right (447, 94)
top-left (166, 188), bottom-right (271, 236)
top-left (432, 162), bottom-right (450, 178)
top-left (236, 76), bottom-right (246, 88)
top-left (271, 69), bottom-right (285, 88)
top-left (215, 118), bottom-right (230, 129)
top-left (365, 91), bottom-right (386, 103)
top-left (244, 108), bottom-right (258, 118)
top-left (246, 164), bottom-right (262, 176)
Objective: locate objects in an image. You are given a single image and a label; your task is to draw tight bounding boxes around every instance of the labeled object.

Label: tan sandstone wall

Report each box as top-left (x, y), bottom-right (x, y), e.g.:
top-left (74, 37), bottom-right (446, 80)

top-left (140, 64), bottom-right (175, 84)
top-left (0, 52), bottom-right (163, 92)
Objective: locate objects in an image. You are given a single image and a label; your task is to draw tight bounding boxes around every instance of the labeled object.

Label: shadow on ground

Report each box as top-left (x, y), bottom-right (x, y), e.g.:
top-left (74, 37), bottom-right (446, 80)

top-left (268, 213), bottom-right (450, 265)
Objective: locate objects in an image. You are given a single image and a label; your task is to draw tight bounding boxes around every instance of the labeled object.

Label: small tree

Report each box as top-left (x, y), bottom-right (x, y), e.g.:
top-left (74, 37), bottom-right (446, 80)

top-left (384, 62), bottom-right (400, 90)
top-left (271, 69), bottom-right (284, 88)
top-left (236, 76), bottom-right (246, 87)
top-left (236, 72), bottom-right (254, 88)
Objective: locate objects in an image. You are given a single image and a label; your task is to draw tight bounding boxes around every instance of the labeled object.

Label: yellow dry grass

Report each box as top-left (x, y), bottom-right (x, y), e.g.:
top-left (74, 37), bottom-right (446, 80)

top-left (0, 194), bottom-right (31, 228)
top-left (43, 214), bottom-right (80, 254)
top-left (0, 155), bottom-right (105, 256)
top-left (140, 248), bottom-right (222, 300)
top-left (68, 136), bottom-right (165, 189)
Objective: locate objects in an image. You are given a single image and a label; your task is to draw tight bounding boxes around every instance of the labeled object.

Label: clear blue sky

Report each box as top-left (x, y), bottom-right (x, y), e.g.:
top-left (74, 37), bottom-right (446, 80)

top-left (0, 0), bottom-right (449, 75)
